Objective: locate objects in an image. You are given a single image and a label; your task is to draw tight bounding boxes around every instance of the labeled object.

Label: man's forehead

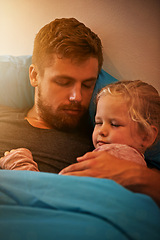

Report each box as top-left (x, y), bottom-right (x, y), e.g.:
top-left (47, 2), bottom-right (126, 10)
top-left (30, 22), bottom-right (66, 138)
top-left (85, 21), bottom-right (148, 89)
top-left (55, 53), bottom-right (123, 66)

top-left (47, 54), bottom-right (98, 67)
top-left (44, 55), bottom-right (99, 78)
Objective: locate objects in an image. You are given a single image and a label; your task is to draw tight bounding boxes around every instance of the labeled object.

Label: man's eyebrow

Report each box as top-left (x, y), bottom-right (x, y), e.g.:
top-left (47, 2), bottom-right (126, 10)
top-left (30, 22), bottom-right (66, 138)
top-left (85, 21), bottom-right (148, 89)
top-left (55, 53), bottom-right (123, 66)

top-left (52, 75), bottom-right (97, 82)
top-left (52, 75), bottom-right (75, 81)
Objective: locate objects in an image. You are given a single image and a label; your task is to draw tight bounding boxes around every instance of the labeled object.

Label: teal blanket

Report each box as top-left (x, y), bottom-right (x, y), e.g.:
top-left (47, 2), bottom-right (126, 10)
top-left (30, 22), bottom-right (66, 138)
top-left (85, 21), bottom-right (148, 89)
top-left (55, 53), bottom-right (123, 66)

top-left (0, 170), bottom-right (160, 240)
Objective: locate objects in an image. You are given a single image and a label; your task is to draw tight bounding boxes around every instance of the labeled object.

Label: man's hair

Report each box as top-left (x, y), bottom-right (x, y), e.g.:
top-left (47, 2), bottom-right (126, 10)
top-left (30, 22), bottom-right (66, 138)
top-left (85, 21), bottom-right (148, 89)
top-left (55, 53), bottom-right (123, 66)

top-left (32, 18), bottom-right (103, 74)
top-left (97, 80), bottom-right (160, 143)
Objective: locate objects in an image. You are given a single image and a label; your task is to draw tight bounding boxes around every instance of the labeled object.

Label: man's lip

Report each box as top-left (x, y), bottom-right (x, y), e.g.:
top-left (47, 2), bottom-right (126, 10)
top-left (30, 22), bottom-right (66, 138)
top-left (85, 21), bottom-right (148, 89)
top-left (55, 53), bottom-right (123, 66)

top-left (62, 109), bottom-right (82, 115)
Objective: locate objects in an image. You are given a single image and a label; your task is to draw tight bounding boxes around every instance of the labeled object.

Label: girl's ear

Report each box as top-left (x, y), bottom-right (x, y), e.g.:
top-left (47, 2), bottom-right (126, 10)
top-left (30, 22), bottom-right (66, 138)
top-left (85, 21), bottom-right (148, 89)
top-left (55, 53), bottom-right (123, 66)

top-left (29, 64), bottom-right (39, 87)
top-left (142, 125), bottom-right (158, 149)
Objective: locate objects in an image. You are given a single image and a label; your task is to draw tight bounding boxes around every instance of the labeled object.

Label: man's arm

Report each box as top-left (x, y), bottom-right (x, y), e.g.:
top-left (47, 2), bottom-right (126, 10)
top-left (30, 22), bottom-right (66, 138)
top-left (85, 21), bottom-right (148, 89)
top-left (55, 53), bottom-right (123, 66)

top-left (59, 151), bottom-right (160, 207)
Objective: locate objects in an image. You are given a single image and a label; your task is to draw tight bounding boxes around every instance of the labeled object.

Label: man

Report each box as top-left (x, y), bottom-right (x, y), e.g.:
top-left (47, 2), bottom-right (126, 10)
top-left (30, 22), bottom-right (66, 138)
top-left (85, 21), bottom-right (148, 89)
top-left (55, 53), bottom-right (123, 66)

top-left (0, 18), bottom-right (102, 172)
top-left (0, 18), bottom-right (160, 207)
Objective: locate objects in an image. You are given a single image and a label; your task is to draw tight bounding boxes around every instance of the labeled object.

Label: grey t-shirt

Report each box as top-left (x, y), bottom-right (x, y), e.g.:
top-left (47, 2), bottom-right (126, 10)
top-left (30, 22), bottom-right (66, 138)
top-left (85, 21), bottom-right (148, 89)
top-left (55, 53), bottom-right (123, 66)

top-left (0, 106), bottom-right (93, 173)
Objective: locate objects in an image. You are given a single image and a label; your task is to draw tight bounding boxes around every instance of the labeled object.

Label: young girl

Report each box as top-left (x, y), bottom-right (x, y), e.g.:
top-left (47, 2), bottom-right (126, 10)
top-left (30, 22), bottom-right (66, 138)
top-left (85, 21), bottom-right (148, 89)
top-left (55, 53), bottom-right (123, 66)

top-left (92, 80), bottom-right (160, 166)
top-left (0, 80), bottom-right (160, 170)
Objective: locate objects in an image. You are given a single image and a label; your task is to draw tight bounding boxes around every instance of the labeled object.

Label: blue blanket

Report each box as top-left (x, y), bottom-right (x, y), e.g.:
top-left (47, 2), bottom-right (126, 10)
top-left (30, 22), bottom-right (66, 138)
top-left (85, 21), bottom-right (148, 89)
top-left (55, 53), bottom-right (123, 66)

top-left (0, 170), bottom-right (160, 240)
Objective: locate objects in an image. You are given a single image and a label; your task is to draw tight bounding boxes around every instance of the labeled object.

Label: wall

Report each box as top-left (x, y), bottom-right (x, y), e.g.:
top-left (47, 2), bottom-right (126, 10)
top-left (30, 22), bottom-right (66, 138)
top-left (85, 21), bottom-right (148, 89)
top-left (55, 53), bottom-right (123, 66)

top-left (0, 0), bottom-right (159, 92)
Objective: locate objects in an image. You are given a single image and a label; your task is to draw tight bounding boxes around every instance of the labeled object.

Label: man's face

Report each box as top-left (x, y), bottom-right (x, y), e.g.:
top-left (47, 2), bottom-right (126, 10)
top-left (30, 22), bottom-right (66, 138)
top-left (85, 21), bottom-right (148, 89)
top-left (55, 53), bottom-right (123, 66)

top-left (35, 55), bottom-right (98, 130)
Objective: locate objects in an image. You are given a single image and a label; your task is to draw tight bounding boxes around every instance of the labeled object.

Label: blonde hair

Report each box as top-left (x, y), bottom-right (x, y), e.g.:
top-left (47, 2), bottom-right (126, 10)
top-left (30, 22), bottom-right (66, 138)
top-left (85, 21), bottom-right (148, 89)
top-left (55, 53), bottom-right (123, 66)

top-left (97, 80), bottom-right (160, 144)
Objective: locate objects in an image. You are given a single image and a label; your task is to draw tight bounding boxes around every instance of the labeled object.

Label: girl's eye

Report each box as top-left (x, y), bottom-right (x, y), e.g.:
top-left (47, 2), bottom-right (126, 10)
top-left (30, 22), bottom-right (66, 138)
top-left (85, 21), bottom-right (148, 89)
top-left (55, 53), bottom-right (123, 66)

top-left (111, 122), bottom-right (121, 128)
top-left (95, 121), bottom-right (102, 125)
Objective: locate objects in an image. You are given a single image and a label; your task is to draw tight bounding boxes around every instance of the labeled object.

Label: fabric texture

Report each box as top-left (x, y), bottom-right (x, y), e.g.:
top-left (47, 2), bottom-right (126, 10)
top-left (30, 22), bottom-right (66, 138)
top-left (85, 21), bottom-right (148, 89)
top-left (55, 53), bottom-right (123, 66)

top-left (0, 170), bottom-right (160, 240)
top-left (95, 143), bottom-right (147, 166)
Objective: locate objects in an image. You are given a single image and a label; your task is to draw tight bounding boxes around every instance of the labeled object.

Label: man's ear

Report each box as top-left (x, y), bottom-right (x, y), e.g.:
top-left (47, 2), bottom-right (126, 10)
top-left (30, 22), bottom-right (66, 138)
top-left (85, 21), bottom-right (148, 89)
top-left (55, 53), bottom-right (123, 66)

top-left (142, 125), bottom-right (158, 149)
top-left (29, 64), bottom-right (39, 87)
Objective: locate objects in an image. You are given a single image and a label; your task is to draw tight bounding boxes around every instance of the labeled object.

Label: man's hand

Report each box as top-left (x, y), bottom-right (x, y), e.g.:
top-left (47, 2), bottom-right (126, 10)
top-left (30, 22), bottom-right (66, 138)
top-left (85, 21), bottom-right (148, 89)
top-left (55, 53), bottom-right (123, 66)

top-left (59, 150), bottom-right (160, 207)
top-left (59, 150), bottom-right (141, 179)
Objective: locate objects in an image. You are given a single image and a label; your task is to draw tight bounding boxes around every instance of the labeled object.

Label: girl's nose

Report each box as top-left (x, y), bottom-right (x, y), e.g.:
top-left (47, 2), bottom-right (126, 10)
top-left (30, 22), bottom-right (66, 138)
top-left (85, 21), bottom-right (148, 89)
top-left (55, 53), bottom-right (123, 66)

top-left (99, 124), bottom-right (109, 137)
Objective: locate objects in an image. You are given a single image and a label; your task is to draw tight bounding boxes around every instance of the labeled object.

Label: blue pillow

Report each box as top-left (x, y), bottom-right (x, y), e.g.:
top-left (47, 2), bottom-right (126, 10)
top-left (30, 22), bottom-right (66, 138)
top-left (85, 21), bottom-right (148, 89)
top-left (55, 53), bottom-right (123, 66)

top-left (0, 55), bottom-right (159, 169)
top-left (89, 69), bottom-right (118, 124)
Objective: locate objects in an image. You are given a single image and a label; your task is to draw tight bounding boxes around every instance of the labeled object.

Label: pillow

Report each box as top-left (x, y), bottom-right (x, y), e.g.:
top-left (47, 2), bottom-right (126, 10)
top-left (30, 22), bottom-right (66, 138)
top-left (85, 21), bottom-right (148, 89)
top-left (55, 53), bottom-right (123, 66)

top-left (0, 55), bottom-right (34, 108)
top-left (145, 141), bottom-right (160, 170)
top-left (0, 55), bottom-right (159, 169)
top-left (89, 68), bottom-right (118, 124)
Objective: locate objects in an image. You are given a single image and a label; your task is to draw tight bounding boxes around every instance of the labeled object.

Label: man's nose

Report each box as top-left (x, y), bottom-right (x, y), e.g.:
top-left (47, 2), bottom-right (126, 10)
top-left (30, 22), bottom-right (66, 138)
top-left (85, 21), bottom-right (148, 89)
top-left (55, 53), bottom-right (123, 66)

top-left (69, 85), bottom-right (82, 103)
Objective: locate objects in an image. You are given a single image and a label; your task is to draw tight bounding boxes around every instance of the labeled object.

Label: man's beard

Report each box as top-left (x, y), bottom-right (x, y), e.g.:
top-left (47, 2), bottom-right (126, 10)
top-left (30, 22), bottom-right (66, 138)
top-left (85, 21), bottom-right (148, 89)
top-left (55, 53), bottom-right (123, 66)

top-left (37, 88), bottom-right (87, 131)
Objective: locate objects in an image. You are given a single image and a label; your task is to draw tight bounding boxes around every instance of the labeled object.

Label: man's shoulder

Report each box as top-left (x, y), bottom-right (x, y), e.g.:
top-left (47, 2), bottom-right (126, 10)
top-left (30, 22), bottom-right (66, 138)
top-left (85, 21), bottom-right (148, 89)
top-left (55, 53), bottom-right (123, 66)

top-left (0, 105), bottom-right (28, 118)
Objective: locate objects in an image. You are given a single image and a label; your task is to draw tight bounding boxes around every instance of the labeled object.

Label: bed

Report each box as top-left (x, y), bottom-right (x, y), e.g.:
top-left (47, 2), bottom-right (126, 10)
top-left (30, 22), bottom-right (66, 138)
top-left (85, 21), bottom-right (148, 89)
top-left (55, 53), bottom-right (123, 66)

top-left (0, 55), bottom-right (160, 240)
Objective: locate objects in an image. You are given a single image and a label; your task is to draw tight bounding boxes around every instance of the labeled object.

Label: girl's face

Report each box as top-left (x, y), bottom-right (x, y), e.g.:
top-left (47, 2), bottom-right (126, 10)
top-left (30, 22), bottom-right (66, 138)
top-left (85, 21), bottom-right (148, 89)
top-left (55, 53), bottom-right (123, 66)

top-left (92, 94), bottom-right (146, 153)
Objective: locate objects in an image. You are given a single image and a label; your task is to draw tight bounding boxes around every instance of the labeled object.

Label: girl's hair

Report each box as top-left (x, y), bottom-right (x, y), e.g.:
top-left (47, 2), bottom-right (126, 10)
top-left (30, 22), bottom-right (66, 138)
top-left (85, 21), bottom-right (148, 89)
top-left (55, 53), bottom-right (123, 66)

top-left (32, 18), bottom-right (103, 74)
top-left (97, 80), bottom-right (160, 143)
